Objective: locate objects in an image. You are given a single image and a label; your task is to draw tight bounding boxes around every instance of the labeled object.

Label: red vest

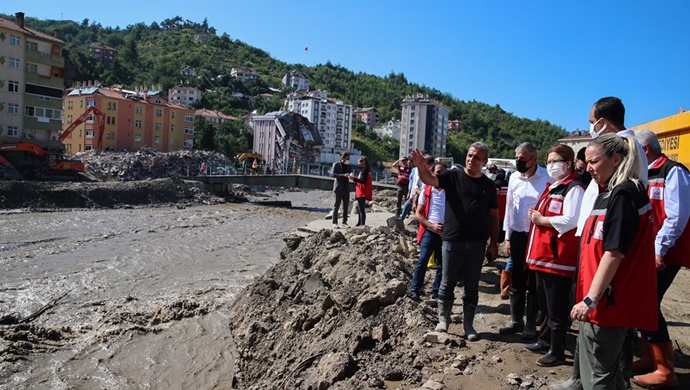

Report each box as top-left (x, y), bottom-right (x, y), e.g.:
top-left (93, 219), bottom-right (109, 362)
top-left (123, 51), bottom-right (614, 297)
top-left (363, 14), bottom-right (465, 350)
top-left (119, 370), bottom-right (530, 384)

top-left (355, 171), bottom-right (373, 200)
top-left (497, 187), bottom-right (508, 221)
top-left (526, 173), bottom-right (583, 278)
top-left (397, 165), bottom-right (411, 184)
top-left (416, 185), bottom-right (442, 243)
top-left (648, 155), bottom-right (690, 268)
top-left (577, 181), bottom-right (658, 330)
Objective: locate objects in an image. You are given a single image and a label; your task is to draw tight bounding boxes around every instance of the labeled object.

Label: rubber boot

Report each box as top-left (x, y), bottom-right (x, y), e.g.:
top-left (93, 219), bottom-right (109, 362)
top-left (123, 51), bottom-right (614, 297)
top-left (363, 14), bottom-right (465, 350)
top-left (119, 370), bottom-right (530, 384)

top-left (632, 338), bottom-right (654, 373)
top-left (499, 292), bottom-right (524, 335)
top-left (499, 270), bottom-right (511, 300)
top-left (435, 300), bottom-right (452, 333)
top-left (537, 329), bottom-right (566, 367)
top-left (633, 341), bottom-right (679, 389)
top-left (550, 338), bottom-right (582, 390)
top-left (522, 292), bottom-right (538, 340)
top-left (463, 302), bottom-right (479, 341)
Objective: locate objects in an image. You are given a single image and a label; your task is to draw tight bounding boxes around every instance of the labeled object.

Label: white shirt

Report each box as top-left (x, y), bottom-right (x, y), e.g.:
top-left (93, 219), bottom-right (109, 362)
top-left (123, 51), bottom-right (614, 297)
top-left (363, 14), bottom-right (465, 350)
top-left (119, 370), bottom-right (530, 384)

top-left (649, 157), bottom-right (690, 256)
top-left (575, 129), bottom-right (649, 236)
top-left (418, 187), bottom-right (446, 224)
top-left (545, 177), bottom-right (586, 236)
top-left (504, 165), bottom-right (551, 239)
top-left (407, 167), bottom-right (424, 200)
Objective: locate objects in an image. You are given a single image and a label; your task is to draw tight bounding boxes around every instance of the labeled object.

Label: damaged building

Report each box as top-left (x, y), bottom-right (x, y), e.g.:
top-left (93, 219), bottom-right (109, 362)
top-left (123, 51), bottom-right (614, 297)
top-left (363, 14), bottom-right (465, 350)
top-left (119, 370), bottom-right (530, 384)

top-left (251, 112), bottom-right (323, 173)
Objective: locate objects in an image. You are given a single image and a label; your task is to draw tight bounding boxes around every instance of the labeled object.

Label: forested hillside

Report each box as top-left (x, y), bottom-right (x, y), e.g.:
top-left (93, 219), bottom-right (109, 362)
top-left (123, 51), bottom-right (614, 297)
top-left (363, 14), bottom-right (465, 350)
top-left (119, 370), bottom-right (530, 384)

top-left (12, 14), bottom-right (568, 162)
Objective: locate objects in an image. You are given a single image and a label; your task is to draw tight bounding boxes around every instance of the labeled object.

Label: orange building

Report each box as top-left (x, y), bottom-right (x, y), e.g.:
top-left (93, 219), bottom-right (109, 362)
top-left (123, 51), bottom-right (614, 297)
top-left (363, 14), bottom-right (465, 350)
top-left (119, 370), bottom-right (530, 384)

top-left (62, 84), bottom-right (195, 154)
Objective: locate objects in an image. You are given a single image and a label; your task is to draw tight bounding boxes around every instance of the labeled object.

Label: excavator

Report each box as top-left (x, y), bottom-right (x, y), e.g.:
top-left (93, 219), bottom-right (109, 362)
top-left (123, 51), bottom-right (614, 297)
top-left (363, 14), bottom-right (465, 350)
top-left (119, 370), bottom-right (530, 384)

top-left (0, 106), bottom-right (104, 179)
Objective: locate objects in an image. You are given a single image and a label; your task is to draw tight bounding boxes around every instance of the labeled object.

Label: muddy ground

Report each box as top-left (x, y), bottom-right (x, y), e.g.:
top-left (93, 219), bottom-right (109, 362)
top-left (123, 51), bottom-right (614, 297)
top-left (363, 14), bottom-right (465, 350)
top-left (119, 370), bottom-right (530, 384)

top-left (0, 180), bottom-right (688, 389)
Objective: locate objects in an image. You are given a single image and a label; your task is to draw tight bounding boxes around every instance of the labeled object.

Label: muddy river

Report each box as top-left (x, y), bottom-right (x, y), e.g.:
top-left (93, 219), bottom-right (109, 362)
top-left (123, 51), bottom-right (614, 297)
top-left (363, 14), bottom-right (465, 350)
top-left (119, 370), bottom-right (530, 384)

top-left (0, 190), bottom-right (333, 389)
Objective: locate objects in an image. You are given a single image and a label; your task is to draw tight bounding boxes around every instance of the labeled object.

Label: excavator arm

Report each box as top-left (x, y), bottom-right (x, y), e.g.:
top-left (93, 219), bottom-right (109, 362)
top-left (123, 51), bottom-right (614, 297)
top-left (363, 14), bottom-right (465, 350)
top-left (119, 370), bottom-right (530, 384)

top-left (60, 106), bottom-right (106, 152)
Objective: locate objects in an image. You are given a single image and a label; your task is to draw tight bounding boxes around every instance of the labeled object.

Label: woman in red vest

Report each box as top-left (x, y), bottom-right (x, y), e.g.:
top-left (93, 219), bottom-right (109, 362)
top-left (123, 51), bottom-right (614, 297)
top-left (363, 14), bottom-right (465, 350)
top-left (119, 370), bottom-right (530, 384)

top-left (350, 156), bottom-right (372, 226)
top-left (571, 133), bottom-right (657, 389)
top-left (523, 144), bottom-right (585, 367)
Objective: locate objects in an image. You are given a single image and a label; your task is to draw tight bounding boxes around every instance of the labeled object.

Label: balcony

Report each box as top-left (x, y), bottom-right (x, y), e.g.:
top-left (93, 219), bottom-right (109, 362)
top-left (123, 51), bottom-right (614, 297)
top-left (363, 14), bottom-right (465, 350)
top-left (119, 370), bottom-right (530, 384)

top-left (25, 49), bottom-right (64, 68)
top-left (25, 72), bottom-right (63, 89)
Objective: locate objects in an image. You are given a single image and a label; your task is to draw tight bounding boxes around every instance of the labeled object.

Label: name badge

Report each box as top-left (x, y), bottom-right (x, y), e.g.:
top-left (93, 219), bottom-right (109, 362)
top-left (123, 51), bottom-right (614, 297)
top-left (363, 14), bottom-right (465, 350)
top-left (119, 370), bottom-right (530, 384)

top-left (592, 221), bottom-right (604, 241)
top-left (649, 186), bottom-right (664, 201)
top-left (548, 199), bottom-right (563, 214)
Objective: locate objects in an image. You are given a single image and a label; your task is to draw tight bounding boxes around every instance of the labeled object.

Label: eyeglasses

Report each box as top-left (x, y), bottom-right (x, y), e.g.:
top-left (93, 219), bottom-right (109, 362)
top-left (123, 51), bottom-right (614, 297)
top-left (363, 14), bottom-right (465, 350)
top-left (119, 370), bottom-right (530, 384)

top-left (546, 159), bottom-right (568, 165)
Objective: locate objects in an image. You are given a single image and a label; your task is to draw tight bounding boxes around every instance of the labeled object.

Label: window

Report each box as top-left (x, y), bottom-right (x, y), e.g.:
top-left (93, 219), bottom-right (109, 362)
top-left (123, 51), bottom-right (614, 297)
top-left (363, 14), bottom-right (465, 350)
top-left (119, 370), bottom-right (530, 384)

top-left (9, 81), bottom-right (19, 93)
top-left (67, 115), bottom-right (72, 124)
top-left (185, 114), bottom-right (194, 122)
top-left (170, 125), bottom-right (175, 132)
top-left (184, 139), bottom-right (193, 147)
top-left (86, 99), bottom-right (95, 108)
top-left (9, 58), bottom-right (20, 69)
top-left (26, 63), bottom-right (38, 73)
top-left (85, 145), bottom-right (94, 151)
top-left (136, 106), bottom-right (143, 115)
top-left (135, 134), bottom-right (142, 142)
top-left (7, 126), bottom-right (19, 136)
top-left (156, 109), bottom-right (162, 117)
top-left (68, 101), bottom-right (73, 109)
top-left (8, 103), bottom-right (19, 115)
top-left (155, 123), bottom-right (162, 130)
top-left (86, 130), bottom-right (94, 137)
top-left (135, 120), bottom-right (142, 128)
top-left (26, 41), bottom-right (38, 51)
top-left (184, 127), bottom-right (194, 135)
top-left (10, 35), bottom-right (20, 46)
top-left (154, 136), bottom-right (161, 144)
top-left (171, 112), bottom-right (175, 119)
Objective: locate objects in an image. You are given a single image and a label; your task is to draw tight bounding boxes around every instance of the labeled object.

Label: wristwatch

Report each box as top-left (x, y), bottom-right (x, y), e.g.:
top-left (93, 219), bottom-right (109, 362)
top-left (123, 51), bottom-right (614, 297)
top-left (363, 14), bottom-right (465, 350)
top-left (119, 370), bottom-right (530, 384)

top-left (583, 296), bottom-right (597, 309)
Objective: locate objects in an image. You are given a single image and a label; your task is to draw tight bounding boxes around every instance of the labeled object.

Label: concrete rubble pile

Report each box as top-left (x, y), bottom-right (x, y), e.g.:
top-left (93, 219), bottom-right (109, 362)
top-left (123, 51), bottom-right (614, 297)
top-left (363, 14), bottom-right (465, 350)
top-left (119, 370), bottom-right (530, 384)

top-left (77, 147), bottom-right (229, 181)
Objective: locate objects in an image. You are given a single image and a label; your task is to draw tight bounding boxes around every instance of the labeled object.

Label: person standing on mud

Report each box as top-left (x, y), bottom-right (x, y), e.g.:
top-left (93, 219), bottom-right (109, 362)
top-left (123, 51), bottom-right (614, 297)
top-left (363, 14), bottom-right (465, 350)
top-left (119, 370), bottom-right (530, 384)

top-left (500, 142), bottom-right (550, 340)
top-left (411, 142), bottom-right (499, 342)
top-left (392, 157), bottom-right (411, 217)
top-left (349, 156), bottom-right (372, 226)
top-left (331, 152), bottom-right (352, 227)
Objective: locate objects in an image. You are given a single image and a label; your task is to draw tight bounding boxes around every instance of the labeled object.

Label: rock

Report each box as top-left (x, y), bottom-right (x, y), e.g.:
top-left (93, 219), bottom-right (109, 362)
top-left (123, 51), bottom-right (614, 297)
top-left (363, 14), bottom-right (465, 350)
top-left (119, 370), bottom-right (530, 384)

top-left (492, 355), bottom-right (503, 363)
top-left (422, 379), bottom-right (444, 390)
top-left (313, 352), bottom-right (357, 389)
top-left (372, 324), bottom-right (389, 342)
top-left (358, 280), bottom-right (407, 317)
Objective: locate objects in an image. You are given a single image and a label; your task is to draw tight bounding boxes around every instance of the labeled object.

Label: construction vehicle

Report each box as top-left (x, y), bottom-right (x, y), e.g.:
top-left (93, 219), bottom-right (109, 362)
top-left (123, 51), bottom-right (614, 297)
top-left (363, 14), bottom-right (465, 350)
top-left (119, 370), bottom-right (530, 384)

top-left (60, 106), bottom-right (106, 153)
top-left (630, 109), bottom-right (690, 167)
top-left (0, 141), bottom-right (85, 179)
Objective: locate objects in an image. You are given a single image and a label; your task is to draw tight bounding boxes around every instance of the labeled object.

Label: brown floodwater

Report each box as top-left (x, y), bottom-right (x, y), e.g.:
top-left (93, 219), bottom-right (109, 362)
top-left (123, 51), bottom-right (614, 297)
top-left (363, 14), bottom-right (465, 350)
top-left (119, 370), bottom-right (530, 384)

top-left (0, 190), bottom-right (332, 389)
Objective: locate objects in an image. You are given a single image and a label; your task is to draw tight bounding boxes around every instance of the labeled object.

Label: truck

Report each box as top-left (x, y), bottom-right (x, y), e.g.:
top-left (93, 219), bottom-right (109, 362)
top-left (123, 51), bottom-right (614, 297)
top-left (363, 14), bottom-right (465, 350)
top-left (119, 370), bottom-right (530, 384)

top-left (630, 109), bottom-right (690, 167)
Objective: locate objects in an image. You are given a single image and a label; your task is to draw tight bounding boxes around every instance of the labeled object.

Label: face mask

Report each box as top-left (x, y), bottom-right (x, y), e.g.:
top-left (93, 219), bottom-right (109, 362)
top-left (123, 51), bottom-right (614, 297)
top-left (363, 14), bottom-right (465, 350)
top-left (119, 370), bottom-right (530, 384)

top-left (486, 173), bottom-right (497, 181)
top-left (589, 119), bottom-right (607, 139)
top-left (343, 159), bottom-right (350, 164)
top-left (516, 159), bottom-right (530, 173)
top-left (546, 162), bottom-right (565, 180)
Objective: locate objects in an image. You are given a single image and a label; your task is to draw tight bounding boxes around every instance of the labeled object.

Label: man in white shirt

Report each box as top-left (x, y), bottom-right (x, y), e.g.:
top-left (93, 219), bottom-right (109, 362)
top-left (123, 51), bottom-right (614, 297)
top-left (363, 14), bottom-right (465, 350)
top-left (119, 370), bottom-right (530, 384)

top-left (500, 142), bottom-right (551, 340)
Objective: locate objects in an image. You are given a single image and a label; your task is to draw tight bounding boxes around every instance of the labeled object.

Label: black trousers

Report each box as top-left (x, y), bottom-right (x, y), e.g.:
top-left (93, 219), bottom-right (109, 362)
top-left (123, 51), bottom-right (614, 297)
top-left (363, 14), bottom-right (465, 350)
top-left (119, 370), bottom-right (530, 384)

top-left (508, 231), bottom-right (533, 295)
top-left (535, 270), bottom-right (572, 341)
top-left (356, 197), bottom-right (367, 225)
top-left (333, 190), bottom-right (349, 224)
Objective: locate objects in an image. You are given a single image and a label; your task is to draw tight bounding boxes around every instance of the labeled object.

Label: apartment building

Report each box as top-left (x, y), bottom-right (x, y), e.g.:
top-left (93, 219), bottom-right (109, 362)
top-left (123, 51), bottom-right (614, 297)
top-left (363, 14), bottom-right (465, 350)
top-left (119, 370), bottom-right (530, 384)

top-left (62, 84), bottom-right (195, 154)
top-left (285, 90), bottom-right (354, 163)
top-left (168, 85), bottom-right (201, 108)
top-left (89, 41), bottom-right (117, 66)
top-left (374, 119), bottom-right (402, 141)
top-left (399, 94), bottom-right (448, 158)
top-left (0, 12), bottom-right (66, 146)
top-left (282, 71), bottom-right (310, 91)
top-left (353, 107), bottom-right (379, 127)
top-left (447, 119), bottom-right (463, 132)
top-left (194, 109), bottom-right (239, 125)
top-left (230, 67), bottom-right (258, 83)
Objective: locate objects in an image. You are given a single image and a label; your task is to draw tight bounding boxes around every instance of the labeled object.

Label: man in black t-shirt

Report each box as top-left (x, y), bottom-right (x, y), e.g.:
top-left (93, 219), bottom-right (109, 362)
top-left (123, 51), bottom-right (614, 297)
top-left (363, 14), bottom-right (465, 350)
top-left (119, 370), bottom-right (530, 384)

top-left (411, 143), bottom-right (499, 341)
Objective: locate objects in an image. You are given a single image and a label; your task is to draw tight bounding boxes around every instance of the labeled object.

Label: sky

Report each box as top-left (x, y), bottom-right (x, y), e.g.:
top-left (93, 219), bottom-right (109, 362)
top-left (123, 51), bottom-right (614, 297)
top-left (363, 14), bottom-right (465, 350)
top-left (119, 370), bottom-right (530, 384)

top-left (6, 1), bottom-right (690, 132)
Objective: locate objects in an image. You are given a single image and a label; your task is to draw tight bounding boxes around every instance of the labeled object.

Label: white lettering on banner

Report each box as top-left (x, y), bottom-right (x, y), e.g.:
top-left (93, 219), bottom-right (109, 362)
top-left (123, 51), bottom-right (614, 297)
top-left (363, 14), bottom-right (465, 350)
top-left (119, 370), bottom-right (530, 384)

top-left (548, 199), bottom-right (563, 214)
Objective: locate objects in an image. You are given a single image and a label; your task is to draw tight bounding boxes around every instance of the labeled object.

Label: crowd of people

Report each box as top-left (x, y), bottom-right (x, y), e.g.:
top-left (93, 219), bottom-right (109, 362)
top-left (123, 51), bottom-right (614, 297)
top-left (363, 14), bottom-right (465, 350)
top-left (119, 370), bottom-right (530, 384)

top-left (383, 96), bottom-right (687, 390)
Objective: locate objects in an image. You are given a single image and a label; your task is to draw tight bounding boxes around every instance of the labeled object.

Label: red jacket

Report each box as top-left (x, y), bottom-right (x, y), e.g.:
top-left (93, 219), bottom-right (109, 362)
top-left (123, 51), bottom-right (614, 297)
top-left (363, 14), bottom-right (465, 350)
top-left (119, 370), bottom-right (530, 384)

top-left (526, 173), bottom-right (583, 278)
top-left (577, 181), bottom-right (657, 330)
top-left (355, 170), bottom-right (372, 200)
top-left (648, 154), bottom-right (690, 268)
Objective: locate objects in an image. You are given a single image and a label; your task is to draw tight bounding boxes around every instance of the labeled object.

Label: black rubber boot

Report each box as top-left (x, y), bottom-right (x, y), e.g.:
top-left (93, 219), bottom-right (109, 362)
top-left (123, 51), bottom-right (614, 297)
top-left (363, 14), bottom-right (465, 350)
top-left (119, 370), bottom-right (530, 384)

top-left (435, 300), bottom-right (452, 332)
top-left (522, 291), bottom-right (538, 340)
top-left (537, 329), bottom-right (566, 367)
top-left (463, 302), bottom-right (479, 341)
top-left (499, 292), bottom-right (525, 335)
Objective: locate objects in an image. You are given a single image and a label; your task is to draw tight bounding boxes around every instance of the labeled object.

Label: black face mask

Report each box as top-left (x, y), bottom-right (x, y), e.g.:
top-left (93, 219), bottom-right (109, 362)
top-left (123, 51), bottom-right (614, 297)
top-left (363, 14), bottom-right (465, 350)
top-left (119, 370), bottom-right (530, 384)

top-left (516, 159), bottom-right (530, 173)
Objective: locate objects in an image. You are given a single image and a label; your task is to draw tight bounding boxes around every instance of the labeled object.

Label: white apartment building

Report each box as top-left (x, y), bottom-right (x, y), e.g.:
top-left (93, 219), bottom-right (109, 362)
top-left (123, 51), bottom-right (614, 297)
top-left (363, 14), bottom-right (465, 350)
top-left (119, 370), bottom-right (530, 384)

top-left (285, 91), bottom-right (354, 163)
top-left (374, 119), bottom-right (402, 141)
top-left (168, 86), bottom-right (201, 107)
top-left (282, 72), bottom-right (310, 91)
top-left (230, 67), bottom-right (258, 83)
top-left (400, 94), bottom-right (448, 158)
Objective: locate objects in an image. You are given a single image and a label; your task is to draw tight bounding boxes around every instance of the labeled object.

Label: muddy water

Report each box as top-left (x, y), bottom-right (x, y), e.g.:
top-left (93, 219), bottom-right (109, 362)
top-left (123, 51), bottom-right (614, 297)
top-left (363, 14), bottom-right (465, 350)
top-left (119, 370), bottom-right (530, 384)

top-left (0, 190), bottom-right (333, 389)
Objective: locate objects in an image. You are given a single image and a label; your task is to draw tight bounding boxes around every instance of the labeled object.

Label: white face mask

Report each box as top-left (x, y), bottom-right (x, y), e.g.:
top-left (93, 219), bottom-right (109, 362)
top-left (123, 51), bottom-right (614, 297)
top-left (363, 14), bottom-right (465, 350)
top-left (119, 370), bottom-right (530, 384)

top-left (589, 119), bottom-right (607, 139)
top-left (486, 173), bottom-right (497, 181)
top-left (546, 162), bottom-right (566, 180)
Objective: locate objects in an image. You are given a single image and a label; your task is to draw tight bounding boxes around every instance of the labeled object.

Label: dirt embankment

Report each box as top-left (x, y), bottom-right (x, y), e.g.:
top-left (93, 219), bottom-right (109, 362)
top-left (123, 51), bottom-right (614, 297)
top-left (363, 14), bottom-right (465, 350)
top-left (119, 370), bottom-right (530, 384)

top-left (228, 224), bottom-right (690, 390)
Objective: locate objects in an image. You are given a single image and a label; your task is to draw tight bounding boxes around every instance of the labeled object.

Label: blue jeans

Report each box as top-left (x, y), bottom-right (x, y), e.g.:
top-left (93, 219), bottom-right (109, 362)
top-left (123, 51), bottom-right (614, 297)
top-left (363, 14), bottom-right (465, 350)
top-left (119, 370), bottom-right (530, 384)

top-left (411, 230), bottom-right (443, 297)
top-left (439, 240), bottom-right (486, 305)
top-left (400, 199), bottom-right (412, 220)
top-left (641, 264), bottom-right (681, 343)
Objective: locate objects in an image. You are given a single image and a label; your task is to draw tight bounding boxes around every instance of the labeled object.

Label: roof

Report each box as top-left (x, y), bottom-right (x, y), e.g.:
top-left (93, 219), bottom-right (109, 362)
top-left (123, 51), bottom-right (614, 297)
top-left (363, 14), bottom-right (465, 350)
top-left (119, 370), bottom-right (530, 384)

top-left (90, 42), bottom-right (117, 51)
top-left (0, 15), bottom-right (65, 45)
top-left (558, 133), bottom-right (591, 141)
top-left (65, 85), bottom-right (191, 111)
top-left (195, 109), bottom-right (239, 121)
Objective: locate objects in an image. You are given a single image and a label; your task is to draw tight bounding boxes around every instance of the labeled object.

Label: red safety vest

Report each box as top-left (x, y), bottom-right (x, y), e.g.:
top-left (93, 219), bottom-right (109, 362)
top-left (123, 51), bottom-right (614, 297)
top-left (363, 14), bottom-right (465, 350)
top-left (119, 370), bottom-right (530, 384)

top-left (648, 154), bottom-right (690, 268)
top-left (577, 181), bottom-right (658, 330)
top-left (416, 185), bottom-right (443, 243)
top-left (397, 165), bottom-right (411, 184)
top-left (497, 186), bottom-right (508, 221)
top-left (355, 171), bottom-right (373, 201)
top-left (526, 173), bottom-right (583, 278)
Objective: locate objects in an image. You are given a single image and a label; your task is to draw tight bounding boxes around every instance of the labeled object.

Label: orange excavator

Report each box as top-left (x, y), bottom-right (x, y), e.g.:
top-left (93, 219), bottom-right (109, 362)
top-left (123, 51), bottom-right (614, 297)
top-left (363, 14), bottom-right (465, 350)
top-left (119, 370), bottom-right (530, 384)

top-left (59, 106), bottom-right (106, 153)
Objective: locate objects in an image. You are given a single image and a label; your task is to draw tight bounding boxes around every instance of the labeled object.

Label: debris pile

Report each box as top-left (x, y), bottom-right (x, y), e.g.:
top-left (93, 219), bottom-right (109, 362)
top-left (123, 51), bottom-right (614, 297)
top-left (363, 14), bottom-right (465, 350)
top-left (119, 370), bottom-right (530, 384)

top-left (77, 147), bottom-right (229, 181)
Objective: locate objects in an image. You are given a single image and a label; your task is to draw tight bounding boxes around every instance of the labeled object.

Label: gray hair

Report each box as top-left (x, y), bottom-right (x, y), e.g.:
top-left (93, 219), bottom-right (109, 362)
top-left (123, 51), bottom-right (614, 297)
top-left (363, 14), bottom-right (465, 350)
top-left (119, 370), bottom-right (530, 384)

top-left (588, 133), bottom-right (641, 191)
top-left (470, 141), bottom-right (490, 160)
top-left (515, 142), bottom-right (538, 156)
top-left (634, 129), bottom-right (662, 155)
